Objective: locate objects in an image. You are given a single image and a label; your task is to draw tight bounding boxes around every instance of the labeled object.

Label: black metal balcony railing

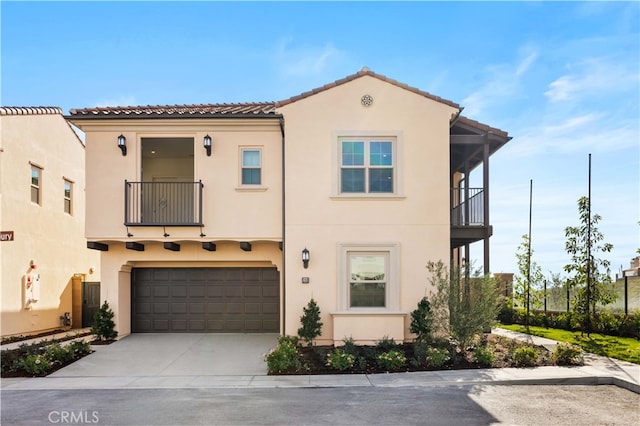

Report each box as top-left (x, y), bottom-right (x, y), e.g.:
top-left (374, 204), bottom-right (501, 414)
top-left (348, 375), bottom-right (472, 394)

top-left (451, 187), bottom-right (485, 226)
top-left (125, 181), bottom-right (203, 226)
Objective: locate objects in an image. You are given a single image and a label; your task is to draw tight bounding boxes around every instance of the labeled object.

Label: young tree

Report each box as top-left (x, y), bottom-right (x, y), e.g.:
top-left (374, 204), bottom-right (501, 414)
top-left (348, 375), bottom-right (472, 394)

top-left (91, 300), bottom-right (118, 341)
top-left (297, 299), bottom-right (323, 347)
top-left (514, 234), bottom-right (545, 319)
top-left (426, 261), bottom-right (500, 348)
top-left (564, 196), bottom-right (616, 335)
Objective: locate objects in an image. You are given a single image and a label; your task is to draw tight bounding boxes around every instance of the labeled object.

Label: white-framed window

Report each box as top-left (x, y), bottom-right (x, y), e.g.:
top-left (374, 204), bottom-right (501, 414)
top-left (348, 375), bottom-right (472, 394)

top-left (240, 148), bottom-right (262, 185)
top-left (30, 165), bottom-right (42, 205)
top-left (63, 179), bottom-right (73, 214)
top-left (338, 243), bottom-right (400, 311)
top-left (340, 137), bottom-right (394, 194)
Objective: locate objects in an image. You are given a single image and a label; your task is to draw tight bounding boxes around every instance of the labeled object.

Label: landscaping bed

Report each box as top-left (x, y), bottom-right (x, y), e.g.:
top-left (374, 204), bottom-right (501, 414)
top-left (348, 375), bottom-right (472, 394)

top-left (265, 334), bottom-right (583, 375)
top-left (1, 339), bottom-right (93, 377)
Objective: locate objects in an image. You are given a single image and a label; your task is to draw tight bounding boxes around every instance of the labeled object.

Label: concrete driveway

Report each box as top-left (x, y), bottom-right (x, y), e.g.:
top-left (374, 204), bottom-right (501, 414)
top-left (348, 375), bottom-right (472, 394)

top-left (49, 333), bottom-right (279, 378)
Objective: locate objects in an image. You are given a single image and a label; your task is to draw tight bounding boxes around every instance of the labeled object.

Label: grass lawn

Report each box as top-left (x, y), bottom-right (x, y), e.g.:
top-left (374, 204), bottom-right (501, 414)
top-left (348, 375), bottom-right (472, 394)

top-left (499, 324), bottom-right (640, 365)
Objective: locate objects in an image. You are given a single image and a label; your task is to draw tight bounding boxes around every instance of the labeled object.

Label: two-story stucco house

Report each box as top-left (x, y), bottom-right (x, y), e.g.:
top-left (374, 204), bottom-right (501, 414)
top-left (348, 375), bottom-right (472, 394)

top-left (0, 107), bottom-right (101, 336)
top-left (68, 69), bottom-right (510, 344)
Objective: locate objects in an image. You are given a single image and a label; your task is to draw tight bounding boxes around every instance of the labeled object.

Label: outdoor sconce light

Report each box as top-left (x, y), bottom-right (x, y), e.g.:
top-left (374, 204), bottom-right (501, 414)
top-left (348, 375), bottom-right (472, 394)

top-left (117, 134), bottom-right (127, 156)
top-left (302, 248), bottom-right (310, 269)
top-left (203, 134), bottom-right (212, 156)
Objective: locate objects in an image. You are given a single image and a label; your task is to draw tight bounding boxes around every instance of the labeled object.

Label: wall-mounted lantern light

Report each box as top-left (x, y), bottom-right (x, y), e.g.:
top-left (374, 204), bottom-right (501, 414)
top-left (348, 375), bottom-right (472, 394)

top-left (302, 248), bottom-right (310, 269)
top-left (204, 134), bottom-right (212, 156)
top-left (117, 134), bottom-right (127, 156)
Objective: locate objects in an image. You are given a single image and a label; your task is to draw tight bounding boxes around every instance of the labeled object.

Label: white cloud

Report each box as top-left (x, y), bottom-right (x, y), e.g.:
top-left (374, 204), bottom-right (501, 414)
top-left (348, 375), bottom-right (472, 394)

top-left (545, 56), bottom-right (639, 102)
top-left (274, 38), bottom-right (346, 78)
top-left (462, 45), bottom-right (539, 117)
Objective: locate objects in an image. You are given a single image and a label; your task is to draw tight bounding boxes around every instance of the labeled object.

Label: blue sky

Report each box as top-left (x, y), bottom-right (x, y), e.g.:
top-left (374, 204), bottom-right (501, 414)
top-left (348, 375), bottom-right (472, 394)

top-left (2, 1), bottom-right (639, 280)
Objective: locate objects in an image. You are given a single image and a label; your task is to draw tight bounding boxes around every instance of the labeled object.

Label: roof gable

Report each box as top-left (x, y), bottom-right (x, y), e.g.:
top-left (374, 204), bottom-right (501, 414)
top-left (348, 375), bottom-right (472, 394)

top-left (275, 67), bottom-right (461, 110)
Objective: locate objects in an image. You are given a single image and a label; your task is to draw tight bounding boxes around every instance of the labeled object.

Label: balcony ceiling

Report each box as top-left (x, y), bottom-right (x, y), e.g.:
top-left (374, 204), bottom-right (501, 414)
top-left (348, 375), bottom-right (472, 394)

top-left (450, 116), bottom-right (511, 174)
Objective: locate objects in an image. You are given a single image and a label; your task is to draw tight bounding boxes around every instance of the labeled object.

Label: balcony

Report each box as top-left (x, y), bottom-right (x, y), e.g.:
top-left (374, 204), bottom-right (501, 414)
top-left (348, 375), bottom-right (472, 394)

top-left (451, 187), bottom-right (491, 248)
top-left (125, 181), bottom-right (203, 226)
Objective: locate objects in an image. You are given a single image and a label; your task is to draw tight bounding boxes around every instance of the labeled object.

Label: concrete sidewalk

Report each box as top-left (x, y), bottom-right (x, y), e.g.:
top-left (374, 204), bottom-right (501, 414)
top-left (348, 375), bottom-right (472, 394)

top-left (1, 329), bottom-right (638, 393)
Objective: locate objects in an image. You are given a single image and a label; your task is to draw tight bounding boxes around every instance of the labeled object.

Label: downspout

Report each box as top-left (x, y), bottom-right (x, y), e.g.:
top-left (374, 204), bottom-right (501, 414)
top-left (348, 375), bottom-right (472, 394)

top-left (279, 116), bottom-right (286, 336)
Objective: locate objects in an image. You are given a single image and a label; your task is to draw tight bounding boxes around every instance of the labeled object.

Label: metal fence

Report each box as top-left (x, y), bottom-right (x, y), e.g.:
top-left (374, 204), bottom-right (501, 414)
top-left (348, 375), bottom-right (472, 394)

top-left (451, 187), bottom-right (485, 226)
top-left (543, 276), bottom-right (640, 315)
top-left (124, 180), bottom-right (203, 226)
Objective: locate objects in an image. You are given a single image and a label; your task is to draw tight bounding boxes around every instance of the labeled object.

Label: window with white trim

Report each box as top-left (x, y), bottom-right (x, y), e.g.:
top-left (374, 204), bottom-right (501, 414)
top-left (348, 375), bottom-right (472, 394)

top-left (241, 148), bottom-right (262, 185)
top-left (338, 243), bottom-right (400, 311)
top-left (349, 252), bottom-right (388, 307)
top-left (30, 165), bottom-right (42, 205)
top-left (340, 138), bottom-right (394, 194)
top-left (63, 179), bottom-right (73, 214)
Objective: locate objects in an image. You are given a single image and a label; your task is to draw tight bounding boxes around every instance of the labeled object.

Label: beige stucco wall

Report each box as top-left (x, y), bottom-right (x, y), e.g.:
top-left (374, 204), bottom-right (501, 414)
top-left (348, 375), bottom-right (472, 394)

top-left (0, 112), bottom-right (101, 336)
top-left (72, 117), bottom-right (285, 335)
top-left (97, 241), bottom-right (282, 336)
top-left (75, 119), bottom-right (282, 241)
top-left (279, 75), bottom-right (458, 344)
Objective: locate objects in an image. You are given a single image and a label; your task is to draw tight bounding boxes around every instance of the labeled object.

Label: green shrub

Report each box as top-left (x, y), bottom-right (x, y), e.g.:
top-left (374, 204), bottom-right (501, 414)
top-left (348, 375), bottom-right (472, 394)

top-left (92, 301), bottom-right (118, 341)
top-left (377, 350), bottom-right (406, 371)
top-left (326, 348), bottom-right (355, 371)
top-left (18, 354), bottom-right (51, 376)
top-left (375, 336), bottom-right (399, 352)
top-left (552, 343), bottom-right (584, 366)
top-left (341, 337), bottom-right (358, 356)
top-left (497, 297), bottom-right (514, 324)
top-left (513, 346), bottom-right (538, 367)
top-left (265, 336), bottom-right (302, 374)
top-left (44, 343), bottom-right (74, 365)
top-left (297, 299), bottom-right (323, 347)
top-left (425, 347), bottom-right (450, 368)
top-left (410, 297), bottom-right (434, 342)
top-left (473, 346), bottom-right (495, 367)
top-left (595, 312), bottom-right (620, 336)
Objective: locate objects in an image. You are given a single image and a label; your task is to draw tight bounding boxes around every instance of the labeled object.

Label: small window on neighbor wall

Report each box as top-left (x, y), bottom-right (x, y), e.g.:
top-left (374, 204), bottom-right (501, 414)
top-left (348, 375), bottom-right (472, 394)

top-left (241, 148), bottom-right (262, 185)
top-left (64, 179), bottom-right (73, 214)
top-left (31, 166), bottom-right (42, 204)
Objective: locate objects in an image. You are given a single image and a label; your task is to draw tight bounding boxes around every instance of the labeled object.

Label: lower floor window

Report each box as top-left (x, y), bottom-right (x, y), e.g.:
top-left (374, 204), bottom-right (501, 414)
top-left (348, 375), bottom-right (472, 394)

top-left (349, 253), bottom-right (388, 307)
top-left (338, 243), bottom-right (399, 311)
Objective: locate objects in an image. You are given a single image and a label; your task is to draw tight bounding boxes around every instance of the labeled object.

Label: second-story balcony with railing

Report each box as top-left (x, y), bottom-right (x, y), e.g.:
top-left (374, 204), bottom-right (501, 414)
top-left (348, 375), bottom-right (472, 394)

top-left (450, 187), bottom-right (491, 248)
top-left (125, 180), bottom-right (204, 226)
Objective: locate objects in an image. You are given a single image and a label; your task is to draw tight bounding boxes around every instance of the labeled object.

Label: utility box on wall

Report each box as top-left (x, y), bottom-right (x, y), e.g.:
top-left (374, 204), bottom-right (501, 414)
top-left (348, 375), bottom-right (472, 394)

top-left (23, 273), bottom-right (40, 308)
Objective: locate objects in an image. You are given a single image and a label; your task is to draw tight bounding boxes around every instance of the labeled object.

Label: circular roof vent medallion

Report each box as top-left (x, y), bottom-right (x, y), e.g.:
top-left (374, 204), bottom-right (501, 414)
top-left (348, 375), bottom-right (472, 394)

top-left (361, 94), bottom-right (374, 107)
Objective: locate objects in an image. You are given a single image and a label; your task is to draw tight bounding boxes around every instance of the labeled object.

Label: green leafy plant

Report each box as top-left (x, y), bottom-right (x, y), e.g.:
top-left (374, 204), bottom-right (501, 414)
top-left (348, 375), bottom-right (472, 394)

top-left (265, 336), bottom-right (302, 374)
top-left (410, 297), bottom-right (434, 342)
top-left (297, 299), bottom-right (323, 347)
top-left (17, 354), bottom-right (51, 376)
top-left (564, 196), bottom-right (616, 335)
top-left (377, 350), bottom-right (406, 371)
top-left (426, 260), bottom-right (500, 348)
top-left (375, 336), bottom-right (399, 352)
top-left (425, 347), bottom-right (450, 368)
top-left (473, 346), bottom-right (496, 367)
top-left (44, 343), bottom-right (74, 366)
top-left (552, 343), bottom-right (584, 366)
top-left (326, 348), bottom-right (356, 371)
top-left (91, 300), bottom-right (118, 341)
top-left (513, 346), bottom-right (538, 367)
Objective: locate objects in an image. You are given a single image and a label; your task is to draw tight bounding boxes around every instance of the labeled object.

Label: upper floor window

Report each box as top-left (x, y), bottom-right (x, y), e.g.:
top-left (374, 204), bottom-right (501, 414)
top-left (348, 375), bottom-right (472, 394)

top-left (340, 138), bottom-right (394, 194)
top-left (30, 165), bottom-right (42, 205)
top-left (64, 179), bottom-right (73, 214)
top-left (241, 148), bottom-right (262, 185)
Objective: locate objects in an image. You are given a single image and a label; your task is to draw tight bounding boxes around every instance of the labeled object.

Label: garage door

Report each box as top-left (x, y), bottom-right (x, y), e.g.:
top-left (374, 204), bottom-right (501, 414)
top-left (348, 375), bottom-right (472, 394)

top-left (131, 268), bottom-right (279, 333)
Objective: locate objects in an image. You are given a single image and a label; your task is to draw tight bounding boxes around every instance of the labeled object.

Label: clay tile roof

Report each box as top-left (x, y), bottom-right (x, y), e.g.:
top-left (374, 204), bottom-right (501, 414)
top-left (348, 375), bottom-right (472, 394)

top-left (68, 102), bottom-right (278, 118)
top-left (0, 106), bottom-right (63, 116)
top-left (456, 115), bottom-right (510, 140)
top-left (275, 67), bottom-right (461, 109)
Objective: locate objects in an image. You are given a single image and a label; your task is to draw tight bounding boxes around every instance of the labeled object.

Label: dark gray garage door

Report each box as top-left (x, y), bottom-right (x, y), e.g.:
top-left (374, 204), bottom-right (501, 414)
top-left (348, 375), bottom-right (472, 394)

top-left (131, 268), bottom-right (279, 333)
